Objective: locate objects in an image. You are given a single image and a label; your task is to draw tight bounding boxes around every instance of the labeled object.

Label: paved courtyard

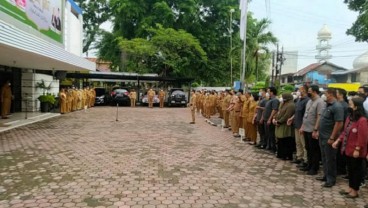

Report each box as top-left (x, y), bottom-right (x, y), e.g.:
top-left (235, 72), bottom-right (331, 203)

top-left (0, 106), bottom-right (367, 208)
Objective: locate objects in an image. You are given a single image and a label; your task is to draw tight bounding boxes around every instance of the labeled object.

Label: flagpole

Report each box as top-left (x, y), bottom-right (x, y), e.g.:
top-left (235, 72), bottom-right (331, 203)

top-left (239, 0), bottom-right (248, 90)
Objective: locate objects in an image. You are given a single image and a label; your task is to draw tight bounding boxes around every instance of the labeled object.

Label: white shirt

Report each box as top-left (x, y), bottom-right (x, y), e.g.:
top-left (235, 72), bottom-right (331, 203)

top-left (364, 97), bottom-right (368, 116)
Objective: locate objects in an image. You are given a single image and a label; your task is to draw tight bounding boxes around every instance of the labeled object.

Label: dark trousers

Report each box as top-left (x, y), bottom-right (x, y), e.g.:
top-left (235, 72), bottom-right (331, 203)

top-left (258, 122), bottom-right (266, 146)
top-left (277, 137), bottom-right (294, 159)
top-left (337, 145), bottom-right (347, 175)
top-left (304, 132), bottom-right (321, 172)
top-left (265, 122), bottom-right (276, 151)
top-left (320, 139), bottom-right (337, 184)
top-left (346, 156), bottom-right (364, 191)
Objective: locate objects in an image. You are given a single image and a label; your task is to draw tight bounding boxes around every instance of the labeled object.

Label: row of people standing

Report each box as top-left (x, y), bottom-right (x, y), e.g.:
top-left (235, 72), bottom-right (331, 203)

top-left (195, 85), bottom-right (368, 199)
top-left (59, 87), bottom-right (96, 114)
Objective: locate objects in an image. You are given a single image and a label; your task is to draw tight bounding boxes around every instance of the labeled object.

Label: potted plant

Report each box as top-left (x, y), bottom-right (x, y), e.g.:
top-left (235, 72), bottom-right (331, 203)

top-left (38, 93), bottom-right (56, 112)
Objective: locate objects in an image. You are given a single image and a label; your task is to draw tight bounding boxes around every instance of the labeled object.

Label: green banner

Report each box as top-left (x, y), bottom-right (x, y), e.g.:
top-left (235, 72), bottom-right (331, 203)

top-left (0, 0), bottom-right (63, 43)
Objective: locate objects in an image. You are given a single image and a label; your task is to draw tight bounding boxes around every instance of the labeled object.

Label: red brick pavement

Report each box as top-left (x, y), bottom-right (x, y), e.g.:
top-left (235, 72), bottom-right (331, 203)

top-left (0, 106), bottom-right (367, 208)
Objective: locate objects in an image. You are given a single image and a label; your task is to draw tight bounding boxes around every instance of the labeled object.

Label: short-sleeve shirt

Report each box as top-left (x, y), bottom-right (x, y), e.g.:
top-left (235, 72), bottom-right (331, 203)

top-left (263, 96), bottom-right (280, 120)
top-left (256, 98), bottom-right (268, 122)
top-left (302, 96), bottom-right (325, 133)
top-left (319, 100), bottom-right (344, 140)
top-left (294, 97), bottom-right (310, 129)
top-left (339, 100), bottom-right (349, 121)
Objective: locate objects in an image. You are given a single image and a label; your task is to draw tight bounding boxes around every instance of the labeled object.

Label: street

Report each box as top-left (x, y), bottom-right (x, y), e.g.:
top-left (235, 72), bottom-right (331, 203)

top-left (0, 107), bottom-right (367, 208)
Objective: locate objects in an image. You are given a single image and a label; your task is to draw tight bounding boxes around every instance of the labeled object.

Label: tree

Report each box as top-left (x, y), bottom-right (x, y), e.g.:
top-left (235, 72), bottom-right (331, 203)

top-left (243, 15), bottom-right (277, 88)
top-left (344, 0), bottom-right (368, 42)
top-left (117, 25), bottom-right (207, 79)
top-left (75, 0), bottom-right (111, 53)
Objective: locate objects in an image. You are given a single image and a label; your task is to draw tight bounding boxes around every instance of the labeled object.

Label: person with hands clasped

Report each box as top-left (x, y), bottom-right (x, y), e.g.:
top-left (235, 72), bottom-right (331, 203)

top-left (332, 97), bottom-right (368, 198)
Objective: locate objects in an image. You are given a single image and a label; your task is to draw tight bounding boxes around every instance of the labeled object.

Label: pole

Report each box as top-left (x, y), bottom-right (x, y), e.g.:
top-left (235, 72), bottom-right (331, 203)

top-left (255, 51), bottom-right (259, 82)
top-left (229, 10), bottom-right (233, 86)
top-left (230, 9), bottom-right (234, 87)
top-left (116, 103), bottom-right (119, 121)
top-left (271, 52), bottom-right (275, 87)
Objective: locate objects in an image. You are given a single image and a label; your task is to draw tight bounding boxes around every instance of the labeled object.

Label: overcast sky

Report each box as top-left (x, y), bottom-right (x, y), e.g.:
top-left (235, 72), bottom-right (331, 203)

top-left (98, 0), bottom-right (367, 70)
top-left (249, 0), bottom-right (368, 70)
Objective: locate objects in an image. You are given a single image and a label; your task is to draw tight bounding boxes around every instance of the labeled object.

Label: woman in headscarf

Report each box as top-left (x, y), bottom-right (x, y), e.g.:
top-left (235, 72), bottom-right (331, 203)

top-left (274, 93), bottom-right (296, 160)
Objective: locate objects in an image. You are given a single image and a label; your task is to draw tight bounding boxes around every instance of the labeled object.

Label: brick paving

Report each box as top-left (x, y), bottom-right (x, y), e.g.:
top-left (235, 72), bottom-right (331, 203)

top-left (0, 106), bottom-right (367, 208)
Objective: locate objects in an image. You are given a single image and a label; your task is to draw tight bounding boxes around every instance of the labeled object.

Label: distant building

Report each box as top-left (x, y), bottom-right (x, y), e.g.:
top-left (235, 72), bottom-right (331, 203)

top-left (331, 51), bottom-right (368, 84)
top-left (86, 58), bottom-right (112, 72)
top-left (280, 51), bottom-right (298, 84)
top-left (294, 62), bottom-right (347, 86)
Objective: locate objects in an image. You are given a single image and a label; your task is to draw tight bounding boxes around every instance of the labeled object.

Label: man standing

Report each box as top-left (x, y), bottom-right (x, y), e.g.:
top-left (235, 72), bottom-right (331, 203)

top-left (263, 87), bottom-right (280, 152)
top-left (129, 89), bottom-right (137, 107)
top-left (1, 80), bottom-right (12, 119)
top-left (222, 90), bottom-right (231, 128)
top-left (256, 88), bottom-right (268, 148)
top-left (189, 90), bottom-right (196, 124)
top-left (317, 88), bottom-right (344, 187)
top-left (147, 88), bottom-right (155, 108)
top-left (336, 88), bottom-right (349, 176)
top-left (288, 85), bottom-right (310, 167)
top-left (158, 89), bottom-right (165, 108)
top-left (299, 85), bottom-right (325, 176)
top-left (228, 91), bottom-right (241, 137)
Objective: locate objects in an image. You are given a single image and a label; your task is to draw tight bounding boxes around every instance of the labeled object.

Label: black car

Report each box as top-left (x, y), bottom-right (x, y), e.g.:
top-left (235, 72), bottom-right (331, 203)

top-left (94, 88), bottom-right (109, 105)
top-left (167, 89), bottom-right (187, 107)
top-left (110, 88), bottom-right (130, 106)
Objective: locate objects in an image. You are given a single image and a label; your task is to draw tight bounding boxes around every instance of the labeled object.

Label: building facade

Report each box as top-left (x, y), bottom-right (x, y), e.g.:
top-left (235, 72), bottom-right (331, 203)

top-left (0, 0), bottom-right (95, 113)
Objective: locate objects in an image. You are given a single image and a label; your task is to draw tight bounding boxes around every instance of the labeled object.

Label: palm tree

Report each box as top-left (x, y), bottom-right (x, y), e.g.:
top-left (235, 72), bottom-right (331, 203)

top-left (244, 15), bottom-right (277, 88)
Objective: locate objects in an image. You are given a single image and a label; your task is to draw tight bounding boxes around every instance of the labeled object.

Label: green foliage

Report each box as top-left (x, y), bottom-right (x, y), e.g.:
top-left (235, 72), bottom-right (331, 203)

top-left (283, 84), bottom-right (295, 92)
top-left (96, 0), bottom-right (276, 86)
top-left (37, 94), bottom-right (56, 105)
top-left (117, 25), bottom-right (207, 79)
top-left (75, 0), bottom-right (111, 53)
top-left (35, 79), bottom-right (52, 95)
top-left (344, 0), bottom-right (368, 42)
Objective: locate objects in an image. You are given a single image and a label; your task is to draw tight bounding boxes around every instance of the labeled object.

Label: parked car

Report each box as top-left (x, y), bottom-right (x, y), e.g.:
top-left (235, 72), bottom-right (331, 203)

top-left (110, 88), bottom-right (130, 106)
top-left (167, 88), bottom-right (187, 107)
top-left (94, 87), bottom-right (109, 105)
top-left (141, 91), bottom-right (160, 106)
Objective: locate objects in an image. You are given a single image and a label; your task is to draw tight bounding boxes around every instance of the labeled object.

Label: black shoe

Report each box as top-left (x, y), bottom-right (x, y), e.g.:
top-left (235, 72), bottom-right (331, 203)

top-left (300, 166), bottom-right (310, 171)
top-left (342, 175), bottom-right (349, 180)
top-left (322, 182), bottom-right (335, 188)
top-left (297, 162), bottom-right (308, 168)
top-left (316, 176), bottom-right (326, 181)
top-left (291, 159), bottom-right (302, 164)
top-left (307, 170), bottom-right (318, 175)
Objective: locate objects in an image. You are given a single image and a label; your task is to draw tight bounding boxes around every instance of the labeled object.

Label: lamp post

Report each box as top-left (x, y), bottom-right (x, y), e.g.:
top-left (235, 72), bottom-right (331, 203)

top-left (229, 8), bottom-right (235, 87)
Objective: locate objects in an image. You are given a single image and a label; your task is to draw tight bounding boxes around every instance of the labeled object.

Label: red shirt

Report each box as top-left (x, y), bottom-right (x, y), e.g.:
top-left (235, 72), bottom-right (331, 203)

top-left (338, 116), bottom-right (368, 158)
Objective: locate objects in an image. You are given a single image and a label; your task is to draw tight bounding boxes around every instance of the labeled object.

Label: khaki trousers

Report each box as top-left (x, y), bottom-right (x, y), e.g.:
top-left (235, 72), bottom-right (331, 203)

top-left (295, 128), bottom-right (307, 162)
top-left (159, 98), bottom-right (164, 108)
top-left (223, 110), bottom-right (230, 127)
top-left (231, 111), bottom-right (240, 134)
top-left (1, 99), bottom-right (11, 118)
top-left (191, 109), bottom-right (195, 122)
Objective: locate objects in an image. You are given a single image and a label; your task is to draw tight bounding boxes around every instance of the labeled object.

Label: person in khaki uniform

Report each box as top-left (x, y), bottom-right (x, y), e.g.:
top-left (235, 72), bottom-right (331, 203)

top-left (227, 91), bottom-right (241, 137)
top-left (242, 92), bottom-right (251, 140)
top-left (189, 90), bottom-right (197, 124)
top-left (158, 89), bottom-right (165, 108)
top-left (147, 88), bottom-right (155, 108)
top-left (217, 92), bottom-right (224, 119)
top-left (1, 80), bottom-right (12, 119)
top-left (67, 89), bottom-right (73, 113)
top-left (82, 88), bottom-right (87, 109)
top-left (59, 88), bottom-right (67, 114)
top-left (72, 88), bottom-right (78, 111)
top-left (247, 93), bottom-right (260, 145)
top-left (195, 91), bottom-right (201, 113)
top-left (201, 91), bottom-right (206, 116)
top-left (222, 90), bottom-right (231, 128)
top-left (77, 89), bottom-right (83, 110)
top-left (205, 93), bottom-right (211, 118)
top-left (90, 88), bottom-right (96, 107)
top-left (129, 89), bottom-right (137, 107)
top-left (209, 91), bottom-right (216, 115)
